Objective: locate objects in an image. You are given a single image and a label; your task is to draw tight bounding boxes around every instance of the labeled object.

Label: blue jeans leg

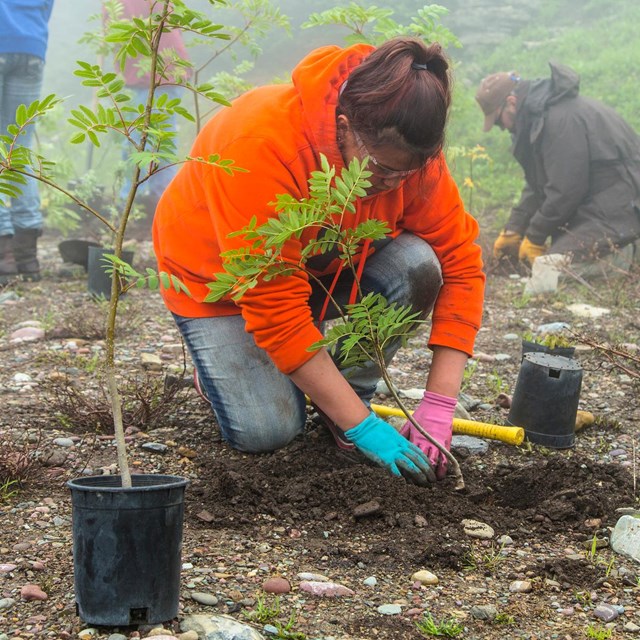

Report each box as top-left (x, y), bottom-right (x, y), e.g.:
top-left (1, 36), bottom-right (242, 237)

top-left (0, 54), bottom-right (45, 236)
top-left (173, 232), bottom-right (442, 452)
top-left (173, 313), bottom-right (307, 453)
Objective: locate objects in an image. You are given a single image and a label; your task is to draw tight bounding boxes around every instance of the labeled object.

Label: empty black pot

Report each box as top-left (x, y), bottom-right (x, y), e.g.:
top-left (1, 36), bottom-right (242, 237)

top-left (508, 352), bottom-right (583, 449)
top-left (87, 246), bottom-right (134, 300)
top-left (67, 474), bottom-right (188, 626)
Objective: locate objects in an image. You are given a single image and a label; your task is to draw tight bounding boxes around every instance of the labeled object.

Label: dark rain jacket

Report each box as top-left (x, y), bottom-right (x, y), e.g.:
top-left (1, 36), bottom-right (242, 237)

top-left (506, 62), bottom-right (640, 256)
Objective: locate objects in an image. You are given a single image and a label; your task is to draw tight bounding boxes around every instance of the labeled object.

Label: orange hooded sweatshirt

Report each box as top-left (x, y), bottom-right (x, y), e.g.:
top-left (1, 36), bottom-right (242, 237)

top-left (153, 44), bottom-right (485, 375)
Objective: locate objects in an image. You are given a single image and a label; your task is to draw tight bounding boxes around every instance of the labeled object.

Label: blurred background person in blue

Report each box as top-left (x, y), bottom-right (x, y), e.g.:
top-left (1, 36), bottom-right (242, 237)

top-left (0, 0), bottom-right (54, 283)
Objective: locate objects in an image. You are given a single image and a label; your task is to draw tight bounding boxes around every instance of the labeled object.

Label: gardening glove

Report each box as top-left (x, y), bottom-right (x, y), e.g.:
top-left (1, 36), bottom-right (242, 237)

top-left (518, 237), bottom-right (546, 265)
top-left (400, 391), bottom-right (457, 480)
top-left (493, 230), bottom-right (522, 260)
top-left (345, 412), bottom-right (436, 486)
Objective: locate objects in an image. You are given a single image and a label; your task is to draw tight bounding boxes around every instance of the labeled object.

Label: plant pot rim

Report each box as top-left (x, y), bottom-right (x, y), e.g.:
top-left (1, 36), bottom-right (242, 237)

top-left (67, 473), bottom-right (189, 493)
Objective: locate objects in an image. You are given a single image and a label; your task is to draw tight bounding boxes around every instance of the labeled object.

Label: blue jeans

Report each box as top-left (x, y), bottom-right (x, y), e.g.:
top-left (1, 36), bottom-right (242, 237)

top-left (173, 232), bottom-right (443, 453)
top-left (120, 85), bottom-right (183, 204)
top-left (0, 54), bottom-right (45, 236)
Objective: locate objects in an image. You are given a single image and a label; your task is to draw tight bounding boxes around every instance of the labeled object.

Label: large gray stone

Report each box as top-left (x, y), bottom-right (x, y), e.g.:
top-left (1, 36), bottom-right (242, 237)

top-left (610, 515), bottom-right (640, 563)
top-left (180, 614), bottom-right (264, 640)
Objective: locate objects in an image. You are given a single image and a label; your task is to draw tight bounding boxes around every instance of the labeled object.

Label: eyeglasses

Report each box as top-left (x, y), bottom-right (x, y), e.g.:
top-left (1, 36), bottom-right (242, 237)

top-left (351, 129), bottom-right (421, 180)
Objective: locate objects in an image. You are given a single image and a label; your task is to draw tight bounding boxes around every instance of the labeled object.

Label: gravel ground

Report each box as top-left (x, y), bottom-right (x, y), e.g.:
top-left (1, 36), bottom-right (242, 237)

top-left (1, 233), bottom-right (639, 640)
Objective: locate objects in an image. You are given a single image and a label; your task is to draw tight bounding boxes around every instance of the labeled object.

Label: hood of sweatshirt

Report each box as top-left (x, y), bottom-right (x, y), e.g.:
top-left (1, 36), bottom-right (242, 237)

top-left (291, 43), bottom-right (375, 170)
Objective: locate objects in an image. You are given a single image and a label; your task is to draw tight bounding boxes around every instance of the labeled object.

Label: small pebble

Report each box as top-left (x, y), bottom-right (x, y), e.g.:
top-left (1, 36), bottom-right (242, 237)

top-left (190, 592), bottom-right (218, 606)
top-left (263, 577), bottom-right (291, 594)
top-left (377, 604), bottom-right (402, 615)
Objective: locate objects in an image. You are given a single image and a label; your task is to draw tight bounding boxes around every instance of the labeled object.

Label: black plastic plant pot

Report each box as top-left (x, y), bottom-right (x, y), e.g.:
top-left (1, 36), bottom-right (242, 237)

top-left (87, 246), bottom-right (134, 300)
top-left (67, 474), bottom-right (189, 626)
top-left (521, 340), bottom-right (576, 361)
top-left (508, 352), bottom-right (583, 449)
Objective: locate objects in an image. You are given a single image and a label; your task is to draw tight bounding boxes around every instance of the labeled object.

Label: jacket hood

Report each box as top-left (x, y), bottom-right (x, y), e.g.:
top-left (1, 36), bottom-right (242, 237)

top-left (291, 43), bottom-right (374, 169)
top-left (514, 61), bottom-right (580, 149)
top-left (522, 61), bottom-right (580, 117)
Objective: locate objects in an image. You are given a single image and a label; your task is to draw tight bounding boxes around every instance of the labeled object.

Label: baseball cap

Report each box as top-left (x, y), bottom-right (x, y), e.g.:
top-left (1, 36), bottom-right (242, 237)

top-left (475, 72), bottom-right (520, 131)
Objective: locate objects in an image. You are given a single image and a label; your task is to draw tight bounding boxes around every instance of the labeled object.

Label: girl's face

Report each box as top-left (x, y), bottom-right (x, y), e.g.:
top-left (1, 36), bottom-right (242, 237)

top-left (337, 116), bottom-right (423, 195)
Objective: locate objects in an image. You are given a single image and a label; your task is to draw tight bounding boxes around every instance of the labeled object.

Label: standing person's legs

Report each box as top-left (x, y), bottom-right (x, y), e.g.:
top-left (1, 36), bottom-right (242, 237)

top-left (173, 232), bottom-right (442, 453)
top-left (0, 54), bottom-right (44, 280)
top-left (2, 54), bottom-right (45, 233)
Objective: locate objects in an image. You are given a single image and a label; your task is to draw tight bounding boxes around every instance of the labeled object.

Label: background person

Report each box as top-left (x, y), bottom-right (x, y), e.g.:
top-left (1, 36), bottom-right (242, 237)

top-left (476, 63), bottom-right (640, 270)
top-left (0, 0), bottom-right (55, 283)
top-left (153, 37), bottom-right (485, 485)
top-left (116, 0), bottom-right (191, 220)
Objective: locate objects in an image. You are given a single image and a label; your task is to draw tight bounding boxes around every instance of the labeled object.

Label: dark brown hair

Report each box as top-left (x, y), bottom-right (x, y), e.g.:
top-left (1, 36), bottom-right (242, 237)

top-left (338, 37), bottom-right (451, 162)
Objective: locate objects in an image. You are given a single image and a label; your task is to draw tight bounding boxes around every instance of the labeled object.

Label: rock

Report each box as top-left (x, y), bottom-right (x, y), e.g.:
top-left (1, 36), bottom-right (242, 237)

top-left (363, 576), bottom-right (377, 587)
top-left (0, 563), bottom-right (17, 573)
top-left (10, 327), bottom-right (45, 342)
top-left (297, 572), bottom-right (328, 582)
top-left (377, 604), bottom-right (402, 615)
top-left (190, 591), bottom-right (219, 606)
top-left (141, 442), bottom-right (169, 453)
top-left (593, 603), bottom-right (619, 622)
top-left (53, 437), bottom-right (75, 448)
top-left (177, 632), bottom-right (199, 640)
top-left (20, 583), bottom-right (48, 601)
top-left (180, 614), bottom-right (264, 639)
top-left (470, 604), bottom-right (497, 620)
top-left (451, 435), bottom-right (489, 456)
top-left (462, 519), bottom-right (494, 539)
top-left (411, 570), bottom-right (438, 585)
top-left (262, 577), bottom-right (290, 594)
top-left (353, 500), bottom-right (382, 518)
top-left (0, 597), bottom-right (16, 610)
top-left (566, 303), bottom-right (610, 319)
top-left (610, 515), bottom-right (640, 563)
top-left (299, 580), bottom-right (354, 597)
top-left (142, 636), bottom-right (178, 640)
top-left (454, 402), bottom-right (471, 420)
top-left (509, 580), bottom-right (532, 593)
top-left (141, 352), bottom-right (163, 371)
top-left (107, 635), bottom-right (128, 640)
top-left (399, 388), bottom-right (425, 400)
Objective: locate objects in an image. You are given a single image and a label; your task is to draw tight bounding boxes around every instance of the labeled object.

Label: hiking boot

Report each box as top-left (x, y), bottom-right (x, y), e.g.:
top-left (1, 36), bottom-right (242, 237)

top-left (311, 403), bottom-right (356, 451)
top-left (0, 234), bottom-right (18, 284)
top-left (13, 228), bottom-right (42, 281)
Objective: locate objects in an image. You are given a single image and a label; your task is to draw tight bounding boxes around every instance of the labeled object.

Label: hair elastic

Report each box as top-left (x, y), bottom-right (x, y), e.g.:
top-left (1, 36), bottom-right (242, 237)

top-left (411, 61), bottom-right (429, 71)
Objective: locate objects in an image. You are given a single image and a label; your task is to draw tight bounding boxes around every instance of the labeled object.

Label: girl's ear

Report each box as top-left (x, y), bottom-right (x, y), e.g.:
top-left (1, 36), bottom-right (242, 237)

top-left (336, 114), bottom-right (350, 139)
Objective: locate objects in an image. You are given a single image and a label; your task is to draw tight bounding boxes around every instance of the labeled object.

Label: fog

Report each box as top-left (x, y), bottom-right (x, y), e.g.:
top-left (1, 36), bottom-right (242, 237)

top-left (44, 0), bottom-right (543, 102)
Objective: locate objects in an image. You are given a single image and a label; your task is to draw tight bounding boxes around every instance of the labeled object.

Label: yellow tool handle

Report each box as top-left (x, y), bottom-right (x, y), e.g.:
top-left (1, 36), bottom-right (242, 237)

top-left (370, 403), bottom-right (524, 446)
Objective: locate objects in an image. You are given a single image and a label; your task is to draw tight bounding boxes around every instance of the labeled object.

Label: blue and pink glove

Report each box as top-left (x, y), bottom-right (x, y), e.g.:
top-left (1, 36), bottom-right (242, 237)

top-left (345, 413), bottom-right (435, 486)
top-left (400, 391), bottom-right (457, 480)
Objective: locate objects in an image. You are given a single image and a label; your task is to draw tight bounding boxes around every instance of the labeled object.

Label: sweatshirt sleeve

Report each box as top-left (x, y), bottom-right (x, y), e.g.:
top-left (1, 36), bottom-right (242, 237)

top-left (400, 159), bottom-right (485, 356)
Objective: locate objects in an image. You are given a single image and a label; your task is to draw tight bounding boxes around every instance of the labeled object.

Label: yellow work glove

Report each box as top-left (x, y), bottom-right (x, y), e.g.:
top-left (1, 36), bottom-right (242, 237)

top-left (493, 230), bottom-right (523, 259)
top-left (518, 237), bottom-right (546, 265)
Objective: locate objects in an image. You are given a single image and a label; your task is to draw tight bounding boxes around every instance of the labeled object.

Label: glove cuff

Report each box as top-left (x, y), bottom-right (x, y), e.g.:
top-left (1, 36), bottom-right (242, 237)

top-left (344, 412), bottom-right (376, 442)
top-left (422, 390), bottom-right (457, 410)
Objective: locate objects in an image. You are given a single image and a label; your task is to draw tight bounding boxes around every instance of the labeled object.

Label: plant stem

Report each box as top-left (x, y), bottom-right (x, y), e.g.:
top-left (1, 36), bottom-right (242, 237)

top-left (375, 348), bottom-right (465, 490)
